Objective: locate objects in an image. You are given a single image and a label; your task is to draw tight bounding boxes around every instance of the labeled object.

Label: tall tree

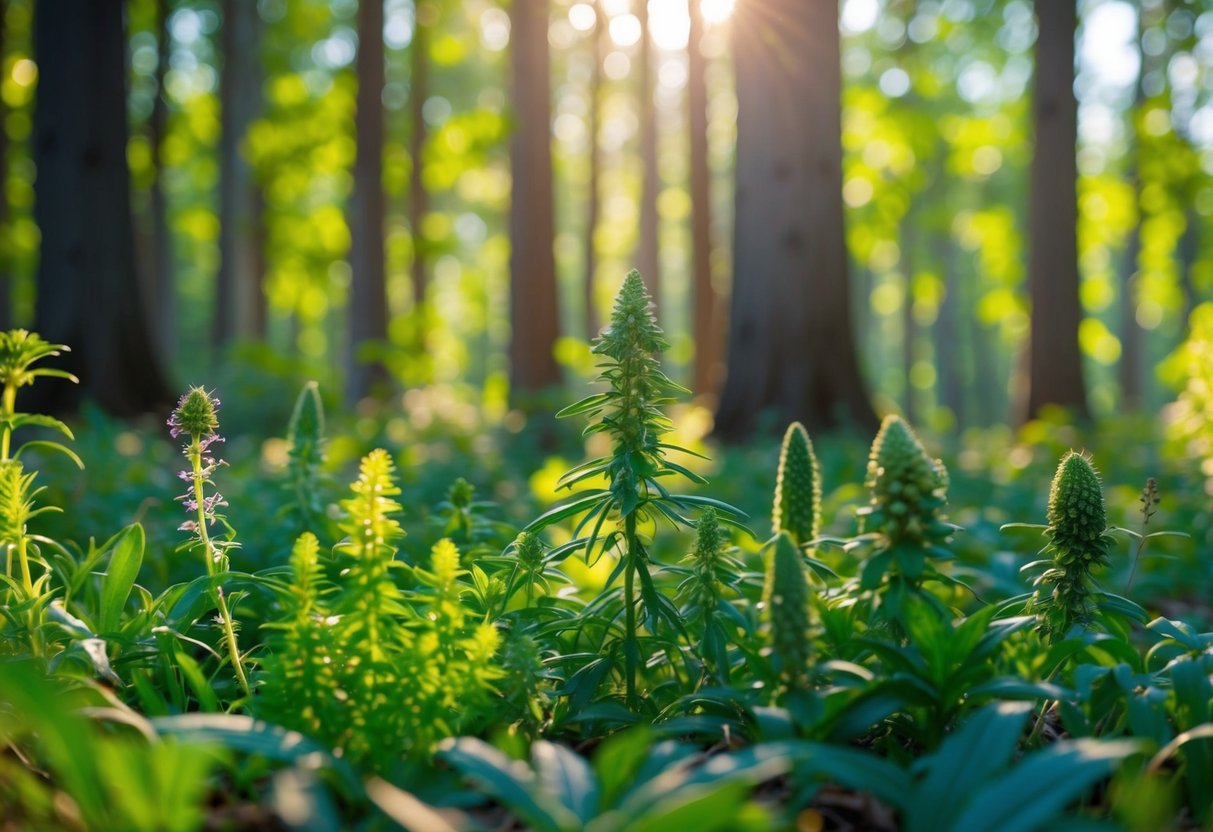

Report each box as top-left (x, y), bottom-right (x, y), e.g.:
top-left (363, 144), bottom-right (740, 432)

top-left (1020, 0), bottom-right (1088, 421)
top-left (508, 0), bottom-right (562, 396)
top-left (1117, 3), bottom-right (1150, 411)
top-left (347, 0), bottom-right (389, 401)
top-left (409, 1), bottom-right (432, 316)
top-left (0, 0), bottom-right (11, 331)
top-left (32, 0), bottom-right (171, 415)
top-left (583, 0), bottom-right (604, 339)
top-left (714, 0), bottom-right (876, 438)
top-left (687, 0), bottom-right (718, 397)
top-left (634, 0), bottom-right (659, 302)
top-left (148, 0), bottom-right (174, 358)
top-left (214, 0), bottom-right (265, 348)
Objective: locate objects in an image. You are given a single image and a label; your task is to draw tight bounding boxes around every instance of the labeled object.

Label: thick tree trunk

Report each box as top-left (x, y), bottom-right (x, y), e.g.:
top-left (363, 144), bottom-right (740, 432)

top-left (409, 2), bottom-right (430, 313)
top-left (149, 0), bottom-right (174, 358)
top-left (1021, 0), bottom-right (1088, 421)
top-left (0, 1), bottom-right (10, 331)
top-left (1118, 11), bottom-right (1148, 412)
top-left (214, 0), bottom-right (264, 347)
top-left (508, 0), bottom-right (562, 397)
top-left (688, 0), bottom-right (718, 397)
top-left (347, 0), bottom-right (389, 401)
top-left (583, 0), bottom-right (603, 340)
top-left (634, 0), bottom-right (659, 302)
top-left (32, 0), bottom-right (171, 416)
top-left (714, 0), bottom-right (876, 439)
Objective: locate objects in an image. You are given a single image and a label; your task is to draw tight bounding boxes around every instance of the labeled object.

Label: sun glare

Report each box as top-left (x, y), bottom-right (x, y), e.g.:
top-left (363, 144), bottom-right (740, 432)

top-left (701, 0), bottom-right (735, 24)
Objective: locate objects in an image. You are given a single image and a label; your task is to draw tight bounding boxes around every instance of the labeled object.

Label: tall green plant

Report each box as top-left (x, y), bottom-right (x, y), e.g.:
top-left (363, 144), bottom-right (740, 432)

top-left (528, 270), bottom-right (742, 708)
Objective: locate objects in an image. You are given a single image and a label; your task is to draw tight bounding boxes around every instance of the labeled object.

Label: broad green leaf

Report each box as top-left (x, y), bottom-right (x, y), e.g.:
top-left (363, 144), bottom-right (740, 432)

top-left (100, 524), bottom-right (144, 634)
top-left (438, 737), bottom-right (574, 832)
top-left (533, 740), bottom-right (600, 824)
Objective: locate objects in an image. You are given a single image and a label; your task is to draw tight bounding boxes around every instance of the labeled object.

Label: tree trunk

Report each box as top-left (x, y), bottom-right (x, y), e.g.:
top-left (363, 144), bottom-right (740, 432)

top-left (31, 0), bottom-right (171, 416)
top-left (409, 1), bottom-right (431, 314)
top-left (149, 0), bottom-right (174, 358)
top-left (1118, 9), bottom-right (1148, 411)
top-left (0, 0), bottom-right (10, 332)
top-left (583, 0), bottom-right (603, 340)
top-left (634, 0), bottom-right (659, 302)
top-left (901, 215), bottom-right (916, 423)
top-left (346, 0), bottom-right (389, 401)
top-left (1021, 0), bottom-right (1088, 421)
top-left (688, 0), bottom-right (718, 397)
top-left (508, 0), bottom-right (562, 397)
top-left (214, 0), bottom-right (264, 348)
top-left (935, 236), bottom-right (963, 426)
top-left (714, 0), bottom-right (876, 439)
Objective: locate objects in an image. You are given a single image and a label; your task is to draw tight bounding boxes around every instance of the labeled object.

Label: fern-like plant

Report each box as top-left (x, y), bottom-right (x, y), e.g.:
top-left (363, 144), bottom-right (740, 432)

top-left (675, 507), bottom-right (745, 685)
top-left (285, 381), bottom-right (328, 534)
top-left (763, 531), bottom-right (812, 689)
top-left (528, 270), bottom-right (742, 707)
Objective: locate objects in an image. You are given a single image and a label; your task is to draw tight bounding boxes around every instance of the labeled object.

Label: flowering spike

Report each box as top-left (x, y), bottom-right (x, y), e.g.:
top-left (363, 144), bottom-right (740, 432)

top-left (772, 422), bottom-right (821, 546)
top-left (1031, 451), bottom-right (1110, 641)
top-left (863, 415), bottom-right (949, 546)
top-left (763, 531), bottom-right (812, 688)
top-left (169, 386), bottom-right (220, 439)
top-left (338, 449), bottom-right (405, 557)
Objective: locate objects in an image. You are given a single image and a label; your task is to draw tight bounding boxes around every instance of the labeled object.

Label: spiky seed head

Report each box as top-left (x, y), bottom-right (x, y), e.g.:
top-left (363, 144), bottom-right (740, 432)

top-left (693, 507), bottom-right (723, 569)
top-left (170, 387), bottom-right (220, 438)
top-left (772, 422), bottom-right (821, 546)
top-left (1046, 451), bottom-right (1107, 554)
top-left (864, 415), bottom-right (949, 544)
top-left (762, 531), bottom-right (812, 686)
top-left (595, 269), bottom-right (668, 361)
top-left (287, 381), bottom-right (325, 449)
top-left (514, 531), bottom-right (544, 570)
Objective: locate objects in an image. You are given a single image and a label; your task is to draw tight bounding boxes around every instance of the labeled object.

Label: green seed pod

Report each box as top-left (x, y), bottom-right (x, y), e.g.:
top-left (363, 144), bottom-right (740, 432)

top-left (864, 415), bottom-right (949, 546)
top-left (772, 422), bottom-right (821, 546)
top-left (763, 531), bottom-right (812, 687)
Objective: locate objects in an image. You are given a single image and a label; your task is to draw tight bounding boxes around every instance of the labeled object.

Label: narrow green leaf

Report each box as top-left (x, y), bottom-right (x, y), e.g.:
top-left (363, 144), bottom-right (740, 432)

top-left (99, 524), bottom-right (144, 634)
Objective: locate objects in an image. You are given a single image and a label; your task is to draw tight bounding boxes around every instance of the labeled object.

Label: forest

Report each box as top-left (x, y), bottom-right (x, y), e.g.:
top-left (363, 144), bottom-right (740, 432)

top-left (4, 0), bottom-right (1213, 829)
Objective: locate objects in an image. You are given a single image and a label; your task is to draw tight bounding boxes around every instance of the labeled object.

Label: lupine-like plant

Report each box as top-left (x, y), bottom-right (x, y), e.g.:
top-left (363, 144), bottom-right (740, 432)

top-left (853, 415), bottom-right (953, 619)
top-left (772, 422), bottom-right (821, 547)
top-left (675, 507), bottom-right (745, 685)
top-left (0, 331), bottom-right (79, 654)
top-left (1023, 451), bottom-right (1111, 642)
top-left (285, 380), bottom-right (327, 534)
top-left (528, 270), bottom-right (742, 707)
top-left (168, 387), bottom-right (249, 696)
top-left (763, 531), bottom-right (812, 689)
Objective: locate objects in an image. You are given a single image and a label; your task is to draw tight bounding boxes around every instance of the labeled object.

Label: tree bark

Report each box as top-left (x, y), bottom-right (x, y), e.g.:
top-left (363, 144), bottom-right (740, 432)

top-left (688, 0), bottom-right (718, 397)
top-left (714, 0), bottom-right (876, 439)
top-left (31, 0), bottom-right (171, 416)
top-left (508, 0), bottom-right (562, 397)
top-left (347, 0), bottom-right (389, 401)
top-left (1021, 0), bottom-right (1088, 421)
top-left (583, 0), bottom-right (603, 340)
top-left (634, 0), bottom-right (659, 302)
top-left (409, 1), bottom-right (431, 314)
top-left (149, 0), bottom-right (174, 358)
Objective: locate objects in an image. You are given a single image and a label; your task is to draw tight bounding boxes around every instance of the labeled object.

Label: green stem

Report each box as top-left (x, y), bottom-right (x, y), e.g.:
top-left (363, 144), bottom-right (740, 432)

top-left (623, 510), bottom-right (638, 709)
top-left (1, 383), bottom-right (14, 461)
top-left (190, 435), bottom-right (250, 698)
top-left (16, 534), bottom-right (32, 597)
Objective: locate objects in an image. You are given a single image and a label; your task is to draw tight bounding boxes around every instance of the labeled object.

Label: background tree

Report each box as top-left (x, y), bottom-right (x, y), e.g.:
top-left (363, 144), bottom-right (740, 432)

top-left (715, 0), bottom-right (876, 439)
top-left (583, 0), bottom-right (604, 340)
top-left (687, 0), bottom-right (717, 398)
top-left (634, 0), bottom-right (659, 304)
top-left (409, 0), bottom-right (432, 332)
top-left (1020, 0), bottom-right (1088, 421)
top-left (214, 0), bottom-right (265, 348)
top-left (347, 0), bottom-right (389, 401)
top-left (508, 0), bottom-right (561, 398)
top-left (31, 0), bottom-right (171, 415)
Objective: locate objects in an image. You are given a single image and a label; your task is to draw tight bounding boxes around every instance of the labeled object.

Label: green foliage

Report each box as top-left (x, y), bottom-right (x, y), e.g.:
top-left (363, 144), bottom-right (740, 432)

top-left (1027, 451), bottom-right (1111, 642)
top-left (285, 380), bottom-right (328, 533)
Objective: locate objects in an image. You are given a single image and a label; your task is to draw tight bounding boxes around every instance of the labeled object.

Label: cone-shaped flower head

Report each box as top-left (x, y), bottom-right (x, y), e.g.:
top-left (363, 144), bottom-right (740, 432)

top-left (1033, 451), bottom-right (1110, 641)
top-left (338, 449), bottom-right (405, 556)
top-left (863, 415), bottom-right (949, 545)
top-left (169, 387), bottom-right (220, 439)
top-left (772, 422), bottom-right (821, 546)
top-left (287, 381), bottom-right (324, 450)
top-left (763, 531), bottom-right (812, 687)
top-left (680, 507), bottom-right (725, 616)
top-left (515, 530), bottom-right (544, 572)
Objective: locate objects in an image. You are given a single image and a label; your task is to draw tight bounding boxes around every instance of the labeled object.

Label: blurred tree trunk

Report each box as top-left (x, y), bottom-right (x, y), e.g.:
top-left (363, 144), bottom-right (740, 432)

top-left (935, 238), bottom-right (963, 426)
top-left (508, 0), bottom-right (562, 397)
top-left (688, 0), bottom-right (718, 397)
top-left (634, 0), bottom-right (659, 302)
top-left (1020, 0), bottom-right (1088, 421)
top-left (347, 0), bottom-right (389, 401)
top-left (409, 1), bottom-right (431, 316)
top-left (148, 0), bottom-right (174, 358)
top-left (0, 0), bottom-right (10, 331)
top-left (32, 0), bottom-right (171, 416)
top-left (715, 0), bottom-right (876, 439)
top-left (583, 0), bottom-right (603, 340)
top-left (901, 215), bottom-right (916, 423)
top-left (1118, 9), bottom-right (1148, 411)
top-left (214, 0), bottom-right (264, 348)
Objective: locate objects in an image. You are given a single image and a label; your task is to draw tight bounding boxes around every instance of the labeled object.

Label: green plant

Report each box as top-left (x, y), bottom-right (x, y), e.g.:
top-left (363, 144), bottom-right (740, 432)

top-left (852, 415), bottom-right (953, 620)
top-left (284, 380), bottom-right (328, 535)
top-left (772, 422), bottom-right (820, 547)
top-left (762, 531), bottom-right (812, 692)
top-left (529, 270), bottom-right (742, 708)
top-left (675, 507), bottom-right (747, 686)
top-left (168, 386), bottom-right (250, 697)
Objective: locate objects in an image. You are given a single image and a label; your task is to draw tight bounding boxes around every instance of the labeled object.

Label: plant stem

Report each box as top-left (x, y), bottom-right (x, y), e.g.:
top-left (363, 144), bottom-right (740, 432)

top-left (1, 382), bottom-right (14, 461)
top-left (190, 435), bottom-right (250, 698)
top-left (623, 510), bottom-right (638, 709)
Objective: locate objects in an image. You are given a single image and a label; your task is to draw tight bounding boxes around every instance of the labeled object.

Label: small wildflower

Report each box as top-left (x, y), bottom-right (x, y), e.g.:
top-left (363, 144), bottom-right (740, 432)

top-left (168, 386), bottom-right (220, 440)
